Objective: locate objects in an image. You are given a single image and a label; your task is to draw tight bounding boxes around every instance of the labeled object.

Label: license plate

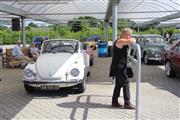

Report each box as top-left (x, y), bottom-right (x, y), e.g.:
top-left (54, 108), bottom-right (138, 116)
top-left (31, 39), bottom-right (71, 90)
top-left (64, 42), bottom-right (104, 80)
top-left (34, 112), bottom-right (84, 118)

top-left (149, 58), bottom-right (161, 60)
top-left (40, 85), bottom-right (59, 90)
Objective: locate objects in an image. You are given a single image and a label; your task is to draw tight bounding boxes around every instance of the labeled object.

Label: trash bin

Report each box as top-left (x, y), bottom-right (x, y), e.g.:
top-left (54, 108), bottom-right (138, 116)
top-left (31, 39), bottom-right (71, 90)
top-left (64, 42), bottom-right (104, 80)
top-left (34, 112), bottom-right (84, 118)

top-left (98, 42), bottom-right (107, 57)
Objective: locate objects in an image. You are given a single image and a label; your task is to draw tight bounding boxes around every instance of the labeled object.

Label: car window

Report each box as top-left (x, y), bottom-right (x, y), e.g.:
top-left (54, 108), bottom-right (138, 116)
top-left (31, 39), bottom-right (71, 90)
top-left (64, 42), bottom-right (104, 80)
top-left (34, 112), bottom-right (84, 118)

top-left (145, 36), bottom-right (164, 43)
top-left (42, 40), bottom-right (79, 54)
top-left (176, 34), bottom-right (180, 39)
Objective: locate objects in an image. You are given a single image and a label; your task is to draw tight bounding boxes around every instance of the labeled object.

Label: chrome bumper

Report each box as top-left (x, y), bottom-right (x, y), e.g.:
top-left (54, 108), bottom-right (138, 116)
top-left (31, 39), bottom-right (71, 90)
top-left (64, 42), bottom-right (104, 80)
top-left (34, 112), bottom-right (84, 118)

top-left (23, 79), bottom-right (83, 88)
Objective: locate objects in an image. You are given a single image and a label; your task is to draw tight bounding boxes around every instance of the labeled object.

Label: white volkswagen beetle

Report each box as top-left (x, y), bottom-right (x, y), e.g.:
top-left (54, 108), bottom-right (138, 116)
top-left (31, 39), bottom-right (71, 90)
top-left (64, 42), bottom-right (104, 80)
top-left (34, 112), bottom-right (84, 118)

top-left (23, 39), bottom-right (90, 93)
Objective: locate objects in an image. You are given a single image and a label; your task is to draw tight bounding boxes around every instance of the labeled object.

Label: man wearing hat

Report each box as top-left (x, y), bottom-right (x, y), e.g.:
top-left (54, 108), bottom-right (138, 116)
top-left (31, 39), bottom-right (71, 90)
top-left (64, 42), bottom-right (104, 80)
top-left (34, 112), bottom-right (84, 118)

top-left (12, 40), bottom-right (30, 67)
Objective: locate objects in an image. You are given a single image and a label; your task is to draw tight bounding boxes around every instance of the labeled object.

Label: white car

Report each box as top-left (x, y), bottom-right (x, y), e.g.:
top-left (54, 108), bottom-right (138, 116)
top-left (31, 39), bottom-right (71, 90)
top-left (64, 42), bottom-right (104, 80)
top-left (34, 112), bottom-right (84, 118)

top-left (23, 39), bottom-right (90, 93)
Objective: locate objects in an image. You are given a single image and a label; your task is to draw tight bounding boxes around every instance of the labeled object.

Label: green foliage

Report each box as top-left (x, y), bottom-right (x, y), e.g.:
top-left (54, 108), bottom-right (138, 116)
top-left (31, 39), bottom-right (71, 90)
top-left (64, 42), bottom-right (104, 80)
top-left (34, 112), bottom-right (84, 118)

top-left (134, 27), bottom-right (180, 36)
top-left (68, 16), bottom-right (101, 32)
top-left (0, 26), bottom-right (8, 30)
top-left (28, 22), bottom-right (38, 28)
top-left (0, 30), bottom-right (20, 44)
top-left (117, 19), bottom-right (135, 30)
top-left (1, 19), bottom-right (180, 45)
top-left (134, 28), bottom-right (161, 35)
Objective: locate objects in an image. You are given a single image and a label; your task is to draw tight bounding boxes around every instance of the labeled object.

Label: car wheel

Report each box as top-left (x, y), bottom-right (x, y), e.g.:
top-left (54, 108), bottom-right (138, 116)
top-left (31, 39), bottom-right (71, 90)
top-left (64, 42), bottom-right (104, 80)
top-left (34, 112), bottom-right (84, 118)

top-left (144, 54), bottom-right (149, 64)
top-left (165, 61), bottom-right (175, 77)
top-left (24, 84), bottom-right (35, 93)
top-left (78, 80), bottom-right (86, 93)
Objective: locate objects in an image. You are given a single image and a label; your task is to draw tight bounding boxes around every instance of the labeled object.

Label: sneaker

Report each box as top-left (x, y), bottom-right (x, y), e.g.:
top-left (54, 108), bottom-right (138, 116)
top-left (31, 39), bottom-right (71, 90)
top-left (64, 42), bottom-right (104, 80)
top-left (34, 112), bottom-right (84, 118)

top-left (111, 102), bottom-right (123, 108)
top-left (124, 103), bottom-right (136, 109)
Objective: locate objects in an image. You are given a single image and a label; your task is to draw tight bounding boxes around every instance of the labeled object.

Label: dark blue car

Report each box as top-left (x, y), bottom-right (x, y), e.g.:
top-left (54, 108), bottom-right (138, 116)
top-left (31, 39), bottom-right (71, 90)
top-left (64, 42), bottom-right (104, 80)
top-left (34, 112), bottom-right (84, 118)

top-left (85, 35), bottom-right (101, 42)
top-left (32, 36), bottom-right (49, 50)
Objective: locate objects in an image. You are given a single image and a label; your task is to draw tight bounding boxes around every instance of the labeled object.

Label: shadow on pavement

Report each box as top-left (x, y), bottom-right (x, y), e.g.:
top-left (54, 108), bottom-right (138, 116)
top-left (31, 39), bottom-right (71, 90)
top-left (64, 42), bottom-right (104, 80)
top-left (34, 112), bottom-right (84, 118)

top-left (0, 68), bottom-right (82, 120)
top-left (57, 95), bottom-right (117, 120)
top-left (132, 62), bottom-right (180, 97)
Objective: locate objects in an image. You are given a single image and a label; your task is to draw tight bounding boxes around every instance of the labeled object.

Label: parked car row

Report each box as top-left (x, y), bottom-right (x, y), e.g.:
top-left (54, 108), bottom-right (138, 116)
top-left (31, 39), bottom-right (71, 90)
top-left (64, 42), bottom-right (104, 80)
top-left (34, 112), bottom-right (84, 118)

top-left (133, 34), bottom-right (166, 64)
top-left (133, 34), bottom-right (179, 78)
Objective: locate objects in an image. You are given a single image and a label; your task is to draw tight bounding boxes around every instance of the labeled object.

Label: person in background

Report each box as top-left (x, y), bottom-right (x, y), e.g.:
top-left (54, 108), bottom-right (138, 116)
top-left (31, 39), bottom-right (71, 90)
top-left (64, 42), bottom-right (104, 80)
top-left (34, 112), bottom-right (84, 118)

top-left (12, 40), bottom-right (31, 67)
top-left (109, 28), bottom-right (136, 109)
top-left (86, 45), bottom-right (93, 55)
top-left (30, 42), bottom-right (40, 60)
top-left (165, 33), bottom-right (170, 42)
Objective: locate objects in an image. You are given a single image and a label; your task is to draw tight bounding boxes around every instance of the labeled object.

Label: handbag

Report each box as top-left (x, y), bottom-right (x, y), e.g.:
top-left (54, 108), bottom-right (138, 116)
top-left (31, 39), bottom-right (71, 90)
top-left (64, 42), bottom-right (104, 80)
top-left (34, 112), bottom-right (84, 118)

top-left (127, 67), bottom-right (134, 78)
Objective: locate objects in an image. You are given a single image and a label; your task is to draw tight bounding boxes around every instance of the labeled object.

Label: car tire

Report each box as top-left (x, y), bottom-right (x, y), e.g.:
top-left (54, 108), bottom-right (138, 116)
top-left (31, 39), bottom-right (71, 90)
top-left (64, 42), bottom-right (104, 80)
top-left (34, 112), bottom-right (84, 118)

top-left (165, 61), bottom-right (176, 77)
top-left (144, 54), bottom-right (149, 64)
top-left (24, 84), bottom-right (35, 93)
top-left (77, 80), bottom-right (86, 93)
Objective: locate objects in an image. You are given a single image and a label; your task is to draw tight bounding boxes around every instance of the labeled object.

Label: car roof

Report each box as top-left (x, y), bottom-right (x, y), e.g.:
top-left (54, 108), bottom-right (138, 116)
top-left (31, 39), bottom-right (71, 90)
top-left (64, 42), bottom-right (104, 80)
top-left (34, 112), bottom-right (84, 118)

top-left (139, 34), bottom-right (162, 37)
top-left (45, 39), bottom-right (80, 43)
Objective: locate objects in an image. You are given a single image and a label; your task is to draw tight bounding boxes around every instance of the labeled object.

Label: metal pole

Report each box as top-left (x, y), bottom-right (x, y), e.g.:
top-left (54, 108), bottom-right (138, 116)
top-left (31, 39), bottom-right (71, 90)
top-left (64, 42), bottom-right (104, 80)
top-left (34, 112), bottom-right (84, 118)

top-left (21, 17), bottom-right (26, 47)
top-left (104, 21), bottom-right (109, 41)
top-left (135, 44), bottom-right (141, 120)
top-left (106, 22), bottom-right (109, 41)
top-left (112, 0), bottom-right (117, 43)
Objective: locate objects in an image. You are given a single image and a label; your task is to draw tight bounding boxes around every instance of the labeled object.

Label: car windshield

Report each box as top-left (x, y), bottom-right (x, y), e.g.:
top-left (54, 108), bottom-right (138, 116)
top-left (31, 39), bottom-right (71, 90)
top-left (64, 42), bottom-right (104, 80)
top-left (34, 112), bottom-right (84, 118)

top-left (42, 40), bottom-right (79, 54)
top-left (145, 36), bottom-right (164, 43)
top-left (176, 33), bottom-right (180, 39)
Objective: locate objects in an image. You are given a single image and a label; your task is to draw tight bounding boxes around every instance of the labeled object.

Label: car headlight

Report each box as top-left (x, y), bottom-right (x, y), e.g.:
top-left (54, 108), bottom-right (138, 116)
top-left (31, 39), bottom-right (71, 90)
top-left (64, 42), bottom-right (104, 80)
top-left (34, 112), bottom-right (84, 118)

top-left (24, 69), bottom-right (33, 77)
top-left (70, 68), bottom-right (80, 77)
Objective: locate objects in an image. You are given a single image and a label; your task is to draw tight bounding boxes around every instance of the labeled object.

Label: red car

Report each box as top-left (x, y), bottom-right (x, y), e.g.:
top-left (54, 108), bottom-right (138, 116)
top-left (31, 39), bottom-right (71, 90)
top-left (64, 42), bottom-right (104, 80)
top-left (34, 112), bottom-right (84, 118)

top-left (164, 40), bottom-right (180, 77)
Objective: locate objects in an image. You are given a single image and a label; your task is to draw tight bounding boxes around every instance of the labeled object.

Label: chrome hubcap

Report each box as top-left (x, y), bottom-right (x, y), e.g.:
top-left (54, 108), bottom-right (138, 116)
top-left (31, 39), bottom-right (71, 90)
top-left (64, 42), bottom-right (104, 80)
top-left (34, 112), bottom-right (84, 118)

top-left (144, 55), bottom-right (148, 63)
top-left (165, 62), bottom-right (171, 75)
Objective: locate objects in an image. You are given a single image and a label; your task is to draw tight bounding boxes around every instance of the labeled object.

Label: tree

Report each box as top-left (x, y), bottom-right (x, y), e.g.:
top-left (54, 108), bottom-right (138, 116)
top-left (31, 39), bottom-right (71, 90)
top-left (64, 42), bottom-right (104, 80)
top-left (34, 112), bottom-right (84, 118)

top-left (117, 19), bottom-right (136, 30)
top-left (68, 16), bottom-right (100, 32)
top-left (28, 22), bottom-right (38, 28)
top-left (0, 25), bottom-right (8, 30)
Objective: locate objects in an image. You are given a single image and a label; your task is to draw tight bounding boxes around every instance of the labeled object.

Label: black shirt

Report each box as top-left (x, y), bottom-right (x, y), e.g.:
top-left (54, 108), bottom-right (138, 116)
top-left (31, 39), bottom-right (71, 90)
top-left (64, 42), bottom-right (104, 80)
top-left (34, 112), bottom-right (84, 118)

top-left (109, 41), bottom-right (129, 77)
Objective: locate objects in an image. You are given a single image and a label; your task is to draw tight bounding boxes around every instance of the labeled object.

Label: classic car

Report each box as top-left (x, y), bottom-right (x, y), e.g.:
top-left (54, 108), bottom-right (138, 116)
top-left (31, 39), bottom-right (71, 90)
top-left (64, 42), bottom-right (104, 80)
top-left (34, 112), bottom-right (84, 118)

top-left (23, 39), bottom-right (90, 93)
top-left (136, 34), bottom-right (167, 64)
top-left (164, 40), bottom-right (180, 77)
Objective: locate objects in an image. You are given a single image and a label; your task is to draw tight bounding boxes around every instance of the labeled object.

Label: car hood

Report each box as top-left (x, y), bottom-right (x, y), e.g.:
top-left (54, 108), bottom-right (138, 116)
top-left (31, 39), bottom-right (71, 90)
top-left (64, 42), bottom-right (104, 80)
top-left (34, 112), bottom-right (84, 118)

top-left (35, 53), bottom-right (77, 80)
